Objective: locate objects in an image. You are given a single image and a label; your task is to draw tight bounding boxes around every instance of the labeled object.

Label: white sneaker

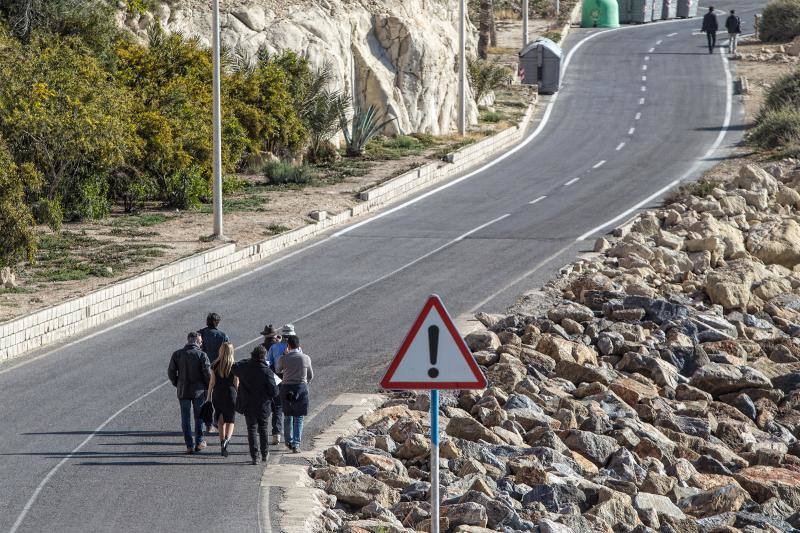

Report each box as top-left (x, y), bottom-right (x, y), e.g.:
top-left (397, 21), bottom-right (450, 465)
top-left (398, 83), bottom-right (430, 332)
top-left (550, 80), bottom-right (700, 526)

top-left (271, 434), bottom-right (281, 445)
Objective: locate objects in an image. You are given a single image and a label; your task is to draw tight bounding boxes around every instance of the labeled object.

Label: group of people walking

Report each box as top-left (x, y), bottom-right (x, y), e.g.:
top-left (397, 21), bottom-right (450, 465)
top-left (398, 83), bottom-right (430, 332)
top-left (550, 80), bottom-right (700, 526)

top-left (702, 6), bottom-right (742, 55)
top-left (167, 314), bottom-right (314, 465)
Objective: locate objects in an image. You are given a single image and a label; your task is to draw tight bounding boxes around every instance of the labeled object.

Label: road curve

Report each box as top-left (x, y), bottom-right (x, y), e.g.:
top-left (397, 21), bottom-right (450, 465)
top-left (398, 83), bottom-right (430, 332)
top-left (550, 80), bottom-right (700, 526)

top-left (0, 2), bottom-right (760, 531)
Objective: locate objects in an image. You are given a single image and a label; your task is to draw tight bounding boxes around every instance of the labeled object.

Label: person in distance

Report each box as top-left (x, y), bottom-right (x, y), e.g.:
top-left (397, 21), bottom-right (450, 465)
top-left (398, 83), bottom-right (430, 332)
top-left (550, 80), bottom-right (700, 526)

top-left (168, 332), bottom-right (211, 454)
top-left (276, 335), bottom-right (313, 453)
top-left (234, 345), bottom-right (278, 465)
top-left (208, 342), bottom-right (238, 457)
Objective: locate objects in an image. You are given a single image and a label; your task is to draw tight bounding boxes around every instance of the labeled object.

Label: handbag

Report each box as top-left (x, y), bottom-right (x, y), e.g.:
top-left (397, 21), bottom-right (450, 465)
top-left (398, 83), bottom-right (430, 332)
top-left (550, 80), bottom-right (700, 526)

top-left (199, 399), bottom-right (214, 427)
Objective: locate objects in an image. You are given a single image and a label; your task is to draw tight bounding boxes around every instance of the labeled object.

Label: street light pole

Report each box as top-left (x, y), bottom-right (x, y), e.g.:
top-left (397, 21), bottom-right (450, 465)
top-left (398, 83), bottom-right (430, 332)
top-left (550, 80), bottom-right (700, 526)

top-left (522, 0), bottom-right (529, 46)
top-left (211, 0), bottom-right (224, 239)
top-left (458, 0), bottom-right (466, 136)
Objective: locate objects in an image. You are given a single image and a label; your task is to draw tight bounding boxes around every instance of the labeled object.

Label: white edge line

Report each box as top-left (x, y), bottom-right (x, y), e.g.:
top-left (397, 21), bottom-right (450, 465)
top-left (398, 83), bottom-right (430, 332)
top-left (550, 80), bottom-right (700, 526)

top-left (639, 97), bottom-right (646, 105)
top-left (564, 178), bottom-right (580, 186)
top-left (635, 112), bottom-right (642, 120)
top-left (628, 127), bottom-right (636, 135)
top-left (642, 65), bottom-right (648, 70)
top-left (615, 142), bottom-right (626, 151)
top-left (641, 86), bottom-right (647, 92)
top-left (656, 40), bottom-right (663, 45)
top-left (576, 49), bottom-right (732, 241)
top-left (645, 55), bottom-right (650, 61)
top-left (648, 47), bottom-right (655, 52)
top-left (667, 32), bottom-right (678, 37)
top-left (592, 160), bottom-right (606, 169)
top-left (529, 195), bottom-right (547, 204)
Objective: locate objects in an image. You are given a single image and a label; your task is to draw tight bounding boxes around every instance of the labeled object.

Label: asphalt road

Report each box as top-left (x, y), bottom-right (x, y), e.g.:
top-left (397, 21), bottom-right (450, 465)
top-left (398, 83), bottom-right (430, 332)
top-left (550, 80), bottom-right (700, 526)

top-left (0, 3), bottom-right (762, 532)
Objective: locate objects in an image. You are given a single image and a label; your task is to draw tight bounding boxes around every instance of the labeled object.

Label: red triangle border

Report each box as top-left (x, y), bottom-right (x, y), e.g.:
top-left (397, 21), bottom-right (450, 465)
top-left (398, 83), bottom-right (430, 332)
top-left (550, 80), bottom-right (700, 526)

top-left (380, 295), bottom-right (487, 390)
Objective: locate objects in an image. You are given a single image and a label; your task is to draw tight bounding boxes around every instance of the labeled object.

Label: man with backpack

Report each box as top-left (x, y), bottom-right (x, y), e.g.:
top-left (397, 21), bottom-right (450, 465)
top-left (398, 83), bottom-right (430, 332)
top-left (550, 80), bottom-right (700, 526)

top-left (702, 6), bottom-right (719, 54)
top-left (725, 9), bottom-right (742, 55)
top-left (168, 332), bottom-right (211, 454)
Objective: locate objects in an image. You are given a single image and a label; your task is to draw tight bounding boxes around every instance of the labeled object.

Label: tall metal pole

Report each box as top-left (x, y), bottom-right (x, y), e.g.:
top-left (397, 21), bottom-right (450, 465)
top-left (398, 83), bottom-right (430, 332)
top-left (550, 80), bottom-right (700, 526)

top-left (522, 0), bottom-right (529, 46)
top-left (211, 0), bottom-right (224, 239)
top-left (458, 0), bottom-right (466, 136)
top-left (430, 389), bottom-right (440, 533)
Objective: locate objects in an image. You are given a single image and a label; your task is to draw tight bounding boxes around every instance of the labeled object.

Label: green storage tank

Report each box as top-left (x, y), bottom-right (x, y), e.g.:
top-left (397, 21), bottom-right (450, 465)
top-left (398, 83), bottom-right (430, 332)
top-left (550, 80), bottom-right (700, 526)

top-left (582, 0), bottom-right (621, 27)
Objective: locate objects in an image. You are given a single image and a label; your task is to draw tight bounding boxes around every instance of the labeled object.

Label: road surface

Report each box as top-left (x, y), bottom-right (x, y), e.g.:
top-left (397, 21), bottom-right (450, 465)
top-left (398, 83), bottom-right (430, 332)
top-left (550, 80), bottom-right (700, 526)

top-left (0, 2), bottom-right (761, 531)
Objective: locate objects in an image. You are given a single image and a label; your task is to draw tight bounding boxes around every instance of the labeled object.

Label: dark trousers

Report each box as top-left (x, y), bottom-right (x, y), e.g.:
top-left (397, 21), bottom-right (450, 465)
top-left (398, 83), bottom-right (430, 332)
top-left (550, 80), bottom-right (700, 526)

top-left (179, 396), bottom-right (205, 449)
top-left (706, 32), bottom-right (716, 52)
top-left (270, 397), bottom-right (283, 435)
top-left (245, 412), bottom-right (269, 460)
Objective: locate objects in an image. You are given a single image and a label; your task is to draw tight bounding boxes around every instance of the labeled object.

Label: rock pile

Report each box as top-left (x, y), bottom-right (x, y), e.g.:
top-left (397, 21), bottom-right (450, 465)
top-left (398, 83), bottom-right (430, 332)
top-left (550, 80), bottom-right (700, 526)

top-left (312, 161), bottom-right (800, 532)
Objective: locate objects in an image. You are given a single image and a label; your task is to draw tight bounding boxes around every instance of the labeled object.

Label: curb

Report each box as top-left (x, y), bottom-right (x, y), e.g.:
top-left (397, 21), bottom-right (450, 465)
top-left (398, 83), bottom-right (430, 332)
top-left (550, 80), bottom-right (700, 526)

top-left (260, 393), bottom-right (387, 532)
top-left (0, 101), bottom-right (538, 364)
top-left (559, 0), bottom-right (583, 42)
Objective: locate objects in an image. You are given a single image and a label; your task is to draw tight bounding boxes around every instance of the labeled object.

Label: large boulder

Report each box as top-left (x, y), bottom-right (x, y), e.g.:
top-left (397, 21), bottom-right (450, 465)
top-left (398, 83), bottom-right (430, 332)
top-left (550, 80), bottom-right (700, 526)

top-left (689, 363), bottom-right (772, 396)
top-left (705, 259), bottom-right (762, 310)
top-left (327, 475), bottom-right (399, 508)
top-left (734, 164), bottom-right (779, 194)
top-left (445, 416), bottom-right (504, 444)
top-left (678, 484), bottom-right (749, 517)
top-left (734, 466), bottom-right (800, 507)
top-left (746, 219), bottom-right (800, 268)
top-left (563, 430), bottom-right (620, 466)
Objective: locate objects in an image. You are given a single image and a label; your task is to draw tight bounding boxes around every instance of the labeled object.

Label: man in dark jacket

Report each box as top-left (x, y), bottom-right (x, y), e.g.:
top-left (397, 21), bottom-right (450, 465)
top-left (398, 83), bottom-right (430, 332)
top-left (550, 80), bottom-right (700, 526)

top-left (168, 332), bottom-right (211, 454)
top-left (198, 312), bottom-right (228, 363)
top-left (702, 6), bottom-right (719, 54)
top-left (234, 345), bottom-right (278, 465)
top-left (725, 9), bottom-right (742, 54)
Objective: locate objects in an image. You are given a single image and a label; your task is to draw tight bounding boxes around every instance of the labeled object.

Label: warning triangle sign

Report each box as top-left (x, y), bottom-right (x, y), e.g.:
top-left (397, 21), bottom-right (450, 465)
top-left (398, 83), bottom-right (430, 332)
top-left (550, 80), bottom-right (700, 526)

top-left (380, 295), bottom-right (487, 390)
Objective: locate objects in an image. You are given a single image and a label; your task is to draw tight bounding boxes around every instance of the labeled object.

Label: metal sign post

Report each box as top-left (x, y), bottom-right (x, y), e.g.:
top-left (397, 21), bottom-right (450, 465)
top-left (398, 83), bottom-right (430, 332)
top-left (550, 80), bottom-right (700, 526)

top-left (380, 295), bottom-right (487, 533)
top-left (430, 389), bottom-right (440, 533)
top-left (211, 0), bottom-right (224, 239)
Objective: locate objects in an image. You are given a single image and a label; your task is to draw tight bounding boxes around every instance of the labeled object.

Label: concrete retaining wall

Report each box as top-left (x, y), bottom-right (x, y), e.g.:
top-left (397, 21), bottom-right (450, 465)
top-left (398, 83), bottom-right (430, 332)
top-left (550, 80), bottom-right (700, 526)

top-left (0, 102), bottom-right (537, 363)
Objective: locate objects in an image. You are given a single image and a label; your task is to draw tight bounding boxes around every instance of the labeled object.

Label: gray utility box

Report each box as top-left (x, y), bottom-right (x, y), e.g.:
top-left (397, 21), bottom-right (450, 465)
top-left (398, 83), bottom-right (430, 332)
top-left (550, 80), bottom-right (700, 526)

top-left (619, 0), bottom-right (654, 23)
top-left (519, 38), bottom-right (562, 94)
top-left (676, 0), bottom-right (697, 17)
top-left (661, 0), bottom-right (677, 19)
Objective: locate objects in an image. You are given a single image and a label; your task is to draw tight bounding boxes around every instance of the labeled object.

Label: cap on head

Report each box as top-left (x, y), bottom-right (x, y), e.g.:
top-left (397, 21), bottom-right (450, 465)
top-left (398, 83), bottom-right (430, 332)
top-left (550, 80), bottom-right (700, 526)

top-left (207, 312), bottom-right (221, 327)
top-left (281, 324), bottom-right (296, 337)
top-left (251, 345), bottom-right (267, 360)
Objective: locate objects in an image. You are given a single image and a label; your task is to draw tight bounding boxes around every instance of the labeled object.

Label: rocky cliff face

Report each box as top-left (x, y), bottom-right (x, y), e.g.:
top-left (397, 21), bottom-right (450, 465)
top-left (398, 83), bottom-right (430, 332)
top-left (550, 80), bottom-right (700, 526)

top-left (120, 0), bottom-right (479, 135)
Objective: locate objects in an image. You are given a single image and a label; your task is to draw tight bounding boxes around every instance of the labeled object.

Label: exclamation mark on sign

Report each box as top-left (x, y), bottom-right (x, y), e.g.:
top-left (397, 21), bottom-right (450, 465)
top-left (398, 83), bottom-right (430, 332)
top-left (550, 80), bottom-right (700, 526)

top-left (428, 325), bottom-right (439, 378)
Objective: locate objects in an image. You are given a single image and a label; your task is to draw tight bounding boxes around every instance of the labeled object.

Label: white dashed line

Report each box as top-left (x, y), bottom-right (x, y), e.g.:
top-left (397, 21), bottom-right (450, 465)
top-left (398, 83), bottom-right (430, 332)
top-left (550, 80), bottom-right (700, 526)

top-left (592, 160), bottom-right (606, 169)
top-left (615, 142), bottom-right (626, 151)
top-left (529, 195), bottom-right (547, 205)
top-left (667, 32), bottom-right (678, 37)
top-left (642, 65), bottom-right (648, 71)
top-left (648, 47), bottom-right (655, 53)
top-left (645, 55), bottom-right (650, 61)
top-left (628, 127), bottom-right (636, 135)
top-left (641, 86), bottom-right (647, 92)
top-left (655, 40), bottom-right (663, 45)
top-left (635, 112), bottom-right (641, 120)
top-left (564, 178), bottom-right (580, 186)
top-left (639, 97), bottom-right (646, 105)
top-left (642, 75), bottom-right (647, 81)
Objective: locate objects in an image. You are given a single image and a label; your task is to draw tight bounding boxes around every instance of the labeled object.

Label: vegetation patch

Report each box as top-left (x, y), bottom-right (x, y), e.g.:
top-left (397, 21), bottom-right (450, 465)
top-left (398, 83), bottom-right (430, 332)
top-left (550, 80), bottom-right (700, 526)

top-left (759, 0), bottom-right (800, 42)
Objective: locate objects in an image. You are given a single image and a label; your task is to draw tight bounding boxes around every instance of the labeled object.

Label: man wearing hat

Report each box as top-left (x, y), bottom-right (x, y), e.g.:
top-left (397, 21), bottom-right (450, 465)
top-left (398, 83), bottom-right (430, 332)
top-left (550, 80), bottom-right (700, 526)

top-left (263, 324), bottom-right (293, 444)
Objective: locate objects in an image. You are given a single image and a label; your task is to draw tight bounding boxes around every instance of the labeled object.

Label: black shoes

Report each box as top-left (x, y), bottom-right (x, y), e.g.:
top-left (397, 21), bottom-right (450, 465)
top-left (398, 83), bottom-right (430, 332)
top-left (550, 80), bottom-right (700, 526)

top-left (221, 439), bottom-right (230, 457)
top-left (251, 456), bottom-right (259, 465)
top-left (261, 452), bottom-right (268, 462)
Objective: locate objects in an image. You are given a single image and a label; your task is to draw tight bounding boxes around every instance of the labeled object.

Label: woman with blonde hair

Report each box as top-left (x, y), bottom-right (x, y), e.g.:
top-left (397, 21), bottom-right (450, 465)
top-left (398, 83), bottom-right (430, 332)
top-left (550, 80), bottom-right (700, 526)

top-left (208, 342), bottom-right (238, 457)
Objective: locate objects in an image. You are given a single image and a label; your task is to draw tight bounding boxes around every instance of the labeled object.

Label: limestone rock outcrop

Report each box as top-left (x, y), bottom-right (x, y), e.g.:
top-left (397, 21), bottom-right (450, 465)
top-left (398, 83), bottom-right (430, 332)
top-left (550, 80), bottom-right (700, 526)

top-left (119, 0), bottom-right (479, 135)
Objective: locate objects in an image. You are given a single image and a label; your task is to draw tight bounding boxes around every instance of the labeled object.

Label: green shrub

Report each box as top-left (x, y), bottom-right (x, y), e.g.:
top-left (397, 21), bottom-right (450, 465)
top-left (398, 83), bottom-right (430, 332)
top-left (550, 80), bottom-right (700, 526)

top-left (481, 111), bottom-right (505, 123)
top-left (383, 135), bottom-right (419, 149)
top-left (542, 30), bottom-right (562, 43)
top-left (762, 69), bottom-right (800, 113)
top-left (263, 162), bottom-right (316, 185)
top-left (0, 137), bottom-right (41, 267)
top-left (468, 58), bottom-right (511, 105)
top-left (749, 107), bottom-right (800, 149)
top-left (760, 0), bottom-right (800, 42)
